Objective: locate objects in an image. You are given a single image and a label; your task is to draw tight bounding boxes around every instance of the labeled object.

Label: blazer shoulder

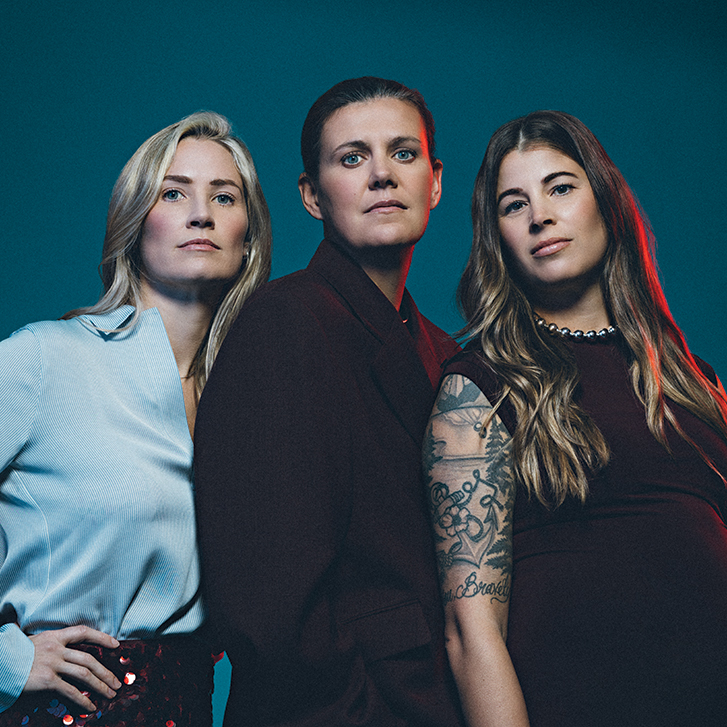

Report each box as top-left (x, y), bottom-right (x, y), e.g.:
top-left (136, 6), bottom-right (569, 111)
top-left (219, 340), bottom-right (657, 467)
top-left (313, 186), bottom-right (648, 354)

top-left (219, 268), bottom-right (354, 366)
top-left (245, 268), bottom-right (346, 319)
top-left (419, 314), bottom-right (461, 361)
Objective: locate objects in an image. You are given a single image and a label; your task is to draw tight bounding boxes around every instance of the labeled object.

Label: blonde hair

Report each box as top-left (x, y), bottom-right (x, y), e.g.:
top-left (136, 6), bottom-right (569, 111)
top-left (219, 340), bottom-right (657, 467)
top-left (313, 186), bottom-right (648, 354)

top-left (459, 110), bottom-right (727, 506)
top-left (65, 111), bottom-right (272, 393)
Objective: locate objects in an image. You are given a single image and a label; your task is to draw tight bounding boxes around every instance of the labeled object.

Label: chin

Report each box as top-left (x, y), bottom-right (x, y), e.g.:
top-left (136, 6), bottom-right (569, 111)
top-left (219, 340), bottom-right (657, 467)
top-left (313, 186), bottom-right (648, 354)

top-left (368, 228), bottom-right (423, 248)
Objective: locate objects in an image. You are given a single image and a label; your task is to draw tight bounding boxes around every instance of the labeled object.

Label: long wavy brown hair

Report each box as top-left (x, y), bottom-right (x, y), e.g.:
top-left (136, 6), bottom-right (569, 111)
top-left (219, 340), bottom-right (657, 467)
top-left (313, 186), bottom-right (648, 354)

top-left (458, 110), bottom-right (727, 506)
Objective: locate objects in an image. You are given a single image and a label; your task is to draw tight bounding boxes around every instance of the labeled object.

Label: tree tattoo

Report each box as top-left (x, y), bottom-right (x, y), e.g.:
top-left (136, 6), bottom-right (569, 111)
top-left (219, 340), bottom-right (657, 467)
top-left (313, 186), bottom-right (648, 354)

top-left (423, 374), bottom-right (516, 604)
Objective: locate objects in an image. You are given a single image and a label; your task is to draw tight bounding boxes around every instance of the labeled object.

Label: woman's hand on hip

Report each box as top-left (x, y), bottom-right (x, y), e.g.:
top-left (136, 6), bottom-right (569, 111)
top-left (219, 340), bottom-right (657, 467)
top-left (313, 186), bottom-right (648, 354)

top-left (25, 626), bottom-right (122, 712)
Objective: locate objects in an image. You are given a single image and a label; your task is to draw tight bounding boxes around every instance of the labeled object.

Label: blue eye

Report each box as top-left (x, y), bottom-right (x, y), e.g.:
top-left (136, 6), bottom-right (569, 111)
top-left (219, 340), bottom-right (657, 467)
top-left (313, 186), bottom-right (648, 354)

top-left (394, 149), bottom-right (415, 161)
top-left (161, 189), bottom-right (182, 201)
top-left (342, 153), bottom-right (363, 166)
top-left (214, 193), bottom-right (235, 205)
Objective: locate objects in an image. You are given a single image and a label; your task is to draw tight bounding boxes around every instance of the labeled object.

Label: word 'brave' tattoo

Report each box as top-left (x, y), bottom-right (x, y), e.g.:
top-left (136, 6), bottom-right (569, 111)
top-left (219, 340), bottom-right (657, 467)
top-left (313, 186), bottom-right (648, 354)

top-left (442, 572), bottom-right (512, 605)
top-left (423, 375), bottom-right (516, 600)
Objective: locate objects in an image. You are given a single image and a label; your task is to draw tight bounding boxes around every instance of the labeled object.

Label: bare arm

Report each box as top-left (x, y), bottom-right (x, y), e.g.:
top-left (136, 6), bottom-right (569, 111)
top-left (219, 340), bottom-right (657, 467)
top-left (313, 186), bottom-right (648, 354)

top-left (423, 374), bottom-right (529, 727)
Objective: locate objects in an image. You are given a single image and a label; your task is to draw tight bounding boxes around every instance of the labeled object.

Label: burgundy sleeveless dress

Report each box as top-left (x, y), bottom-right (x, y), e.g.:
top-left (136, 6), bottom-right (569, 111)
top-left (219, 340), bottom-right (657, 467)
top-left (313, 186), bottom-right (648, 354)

top-left (447, 339), bottom-right (727, 726)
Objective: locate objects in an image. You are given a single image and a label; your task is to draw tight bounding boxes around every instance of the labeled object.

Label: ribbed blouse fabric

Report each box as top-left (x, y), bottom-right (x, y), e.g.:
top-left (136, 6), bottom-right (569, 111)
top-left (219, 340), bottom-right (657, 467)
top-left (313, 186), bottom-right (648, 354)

top-left (0, 306), bottom-right (204, 712)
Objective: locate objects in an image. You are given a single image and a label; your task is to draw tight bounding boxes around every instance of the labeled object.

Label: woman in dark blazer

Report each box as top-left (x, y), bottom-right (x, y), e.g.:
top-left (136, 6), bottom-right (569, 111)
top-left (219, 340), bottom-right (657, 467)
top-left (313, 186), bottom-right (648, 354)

top-left (194, 77), bottom-right (465, 727)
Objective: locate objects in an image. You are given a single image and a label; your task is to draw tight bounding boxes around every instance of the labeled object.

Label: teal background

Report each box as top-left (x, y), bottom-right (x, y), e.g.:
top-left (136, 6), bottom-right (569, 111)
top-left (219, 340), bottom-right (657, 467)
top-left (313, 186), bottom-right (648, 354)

top-left (2, 0), bottom-right (725, 722)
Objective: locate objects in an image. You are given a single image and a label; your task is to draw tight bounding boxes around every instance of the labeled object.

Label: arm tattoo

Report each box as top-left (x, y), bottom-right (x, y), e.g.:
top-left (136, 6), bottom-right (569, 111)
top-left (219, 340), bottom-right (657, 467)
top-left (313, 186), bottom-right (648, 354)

top-left (424, 375), bottom-right (516, 604)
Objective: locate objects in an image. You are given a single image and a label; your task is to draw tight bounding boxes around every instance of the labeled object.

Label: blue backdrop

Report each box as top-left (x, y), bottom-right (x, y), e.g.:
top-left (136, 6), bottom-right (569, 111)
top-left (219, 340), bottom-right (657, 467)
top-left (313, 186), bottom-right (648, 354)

top-left (3, 0), bottom-right (725, 721)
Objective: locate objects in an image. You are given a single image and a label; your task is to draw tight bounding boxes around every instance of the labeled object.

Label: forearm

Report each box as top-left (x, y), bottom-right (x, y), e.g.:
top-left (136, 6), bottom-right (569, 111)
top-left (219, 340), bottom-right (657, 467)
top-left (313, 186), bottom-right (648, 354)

top-left (447, 625), bottom-right (529, 727)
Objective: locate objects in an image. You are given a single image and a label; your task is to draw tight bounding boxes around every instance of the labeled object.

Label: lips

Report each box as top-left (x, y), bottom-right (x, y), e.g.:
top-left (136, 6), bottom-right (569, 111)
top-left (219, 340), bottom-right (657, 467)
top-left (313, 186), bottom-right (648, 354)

top-left (178, 238), bottom-right (220, 250)
top-left (365, 199), bottom-right (407, 213)
top-left (531, 237), bottom-right (570, 257)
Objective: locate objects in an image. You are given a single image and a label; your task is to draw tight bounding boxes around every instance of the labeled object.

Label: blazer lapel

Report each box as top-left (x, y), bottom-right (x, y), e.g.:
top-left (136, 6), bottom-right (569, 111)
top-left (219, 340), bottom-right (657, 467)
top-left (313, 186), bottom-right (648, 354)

top-left (370, 322), bottom-right (437, 446)
top-left (308, 240), bottom-right (439, 446)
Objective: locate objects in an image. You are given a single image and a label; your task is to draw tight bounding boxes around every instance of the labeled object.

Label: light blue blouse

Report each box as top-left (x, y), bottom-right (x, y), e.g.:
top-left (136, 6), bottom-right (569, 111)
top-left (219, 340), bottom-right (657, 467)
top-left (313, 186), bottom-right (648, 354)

top-left (0, 306), bottom-right (204, 711)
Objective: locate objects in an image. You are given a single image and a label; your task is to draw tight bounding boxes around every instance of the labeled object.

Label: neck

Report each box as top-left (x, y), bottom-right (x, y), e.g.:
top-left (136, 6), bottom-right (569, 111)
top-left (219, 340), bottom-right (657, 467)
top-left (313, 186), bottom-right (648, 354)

top-left (530, 281), bottom-right (611, 333)
top-left (140, 281), bottom-right (220, 440)
top-left (139, 286), bottom-right (216, 378)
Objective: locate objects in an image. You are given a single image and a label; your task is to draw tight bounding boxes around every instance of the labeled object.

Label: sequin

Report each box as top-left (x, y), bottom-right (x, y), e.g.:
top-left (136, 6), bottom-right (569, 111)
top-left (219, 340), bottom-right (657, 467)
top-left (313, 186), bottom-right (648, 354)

top-left (119, 656), bottom-right (130, 665)
top-left (45, 700), bottom-right (66, 718)
top-left (0, 637), bottom-right (214, 726)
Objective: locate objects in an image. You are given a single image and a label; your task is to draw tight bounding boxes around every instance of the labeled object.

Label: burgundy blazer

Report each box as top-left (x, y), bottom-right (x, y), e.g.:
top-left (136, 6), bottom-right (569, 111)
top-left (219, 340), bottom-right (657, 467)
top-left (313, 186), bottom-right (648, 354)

top-left (194, 240), bottom-right (464, 726)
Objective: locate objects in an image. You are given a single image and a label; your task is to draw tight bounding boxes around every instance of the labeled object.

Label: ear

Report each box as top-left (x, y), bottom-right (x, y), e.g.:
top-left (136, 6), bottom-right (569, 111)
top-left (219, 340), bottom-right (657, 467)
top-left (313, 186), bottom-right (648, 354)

top-left (298, 172), bottom-right (324, 221)
top-left (429, 159), bottom-right (443, 210)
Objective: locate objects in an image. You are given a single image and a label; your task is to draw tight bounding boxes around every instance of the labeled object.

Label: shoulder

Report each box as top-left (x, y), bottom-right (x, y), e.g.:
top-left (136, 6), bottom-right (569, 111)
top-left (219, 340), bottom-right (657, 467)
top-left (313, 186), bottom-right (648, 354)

top-left (0, 321), bottom-right (80, 423)
top-left (0, 307), bottom-right (162, 375)
top-left (0, 326), bottom-right (45, 392)
top-left (223, 269), bottom-right (354, 351)
top-left (206, 270), bottom-right (351, 393)
top-left (252, 268), bottom-right (345, 313)
top-left (443, 343), bottom-right (503, 406)
top-left (1, 317), bottom-right (85, 359)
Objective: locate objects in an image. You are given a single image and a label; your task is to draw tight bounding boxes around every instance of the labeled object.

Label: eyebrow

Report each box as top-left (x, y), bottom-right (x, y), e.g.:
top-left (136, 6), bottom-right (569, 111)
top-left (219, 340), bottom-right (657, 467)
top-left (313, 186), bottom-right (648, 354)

top-left (497, 170), bottom-right (578, 205)
top-left (330, 135), bottom-right (423, 155)
top-left (389, 135), bottom-right (422, 148)
top-left (163, 174), bottom-right (243, 192)
top-left (543, 170), bottom-right (578, 184)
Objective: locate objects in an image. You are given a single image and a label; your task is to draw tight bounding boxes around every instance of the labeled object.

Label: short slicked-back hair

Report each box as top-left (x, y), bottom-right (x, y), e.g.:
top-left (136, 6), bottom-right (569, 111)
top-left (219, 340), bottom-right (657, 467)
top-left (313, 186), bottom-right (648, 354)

top-left (301, 76), bottom-right (437, 181)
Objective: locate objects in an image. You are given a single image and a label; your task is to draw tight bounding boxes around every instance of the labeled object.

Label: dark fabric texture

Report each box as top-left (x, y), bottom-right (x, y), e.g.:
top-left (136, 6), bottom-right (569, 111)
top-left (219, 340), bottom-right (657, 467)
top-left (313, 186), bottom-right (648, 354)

top-left (194, 240), bottom-right (464, 727)
top-left (447, 339), bottom-right (727, 726)
top-left (0, 637), bottom-right (214, 727)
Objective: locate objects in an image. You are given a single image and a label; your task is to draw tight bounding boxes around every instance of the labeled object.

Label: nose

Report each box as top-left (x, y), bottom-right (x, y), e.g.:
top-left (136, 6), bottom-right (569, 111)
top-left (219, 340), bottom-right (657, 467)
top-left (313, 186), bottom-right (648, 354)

top-left (187, 199), bottom-right (214, 229)
top-left (528, 198), bottom-right (555, 233)
top-left (368, 155), bottom-right (398, 190)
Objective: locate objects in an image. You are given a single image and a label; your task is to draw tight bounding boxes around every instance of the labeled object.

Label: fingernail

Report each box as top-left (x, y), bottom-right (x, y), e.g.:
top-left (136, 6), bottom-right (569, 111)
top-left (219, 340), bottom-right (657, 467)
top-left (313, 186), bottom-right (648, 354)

top-left (111, 638), bottom-right (120, 647)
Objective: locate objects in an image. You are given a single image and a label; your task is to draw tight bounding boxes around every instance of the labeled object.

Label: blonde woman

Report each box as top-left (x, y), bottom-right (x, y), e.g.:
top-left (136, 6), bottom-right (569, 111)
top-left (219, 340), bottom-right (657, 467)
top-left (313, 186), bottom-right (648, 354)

top-left (424, 111), bottom-right (727, 726)
top-left (0, 111), bottom-right (271, 726)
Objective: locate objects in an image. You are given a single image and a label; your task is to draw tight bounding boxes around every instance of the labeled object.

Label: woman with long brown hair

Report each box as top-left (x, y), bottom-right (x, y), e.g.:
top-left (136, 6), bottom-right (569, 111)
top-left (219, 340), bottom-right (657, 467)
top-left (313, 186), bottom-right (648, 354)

top-left (424, 110), bottom-right (727, 726)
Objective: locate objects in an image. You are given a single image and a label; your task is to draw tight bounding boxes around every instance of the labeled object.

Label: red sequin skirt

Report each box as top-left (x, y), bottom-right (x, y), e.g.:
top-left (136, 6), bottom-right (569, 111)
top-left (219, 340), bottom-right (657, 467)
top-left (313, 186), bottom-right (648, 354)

top-left (0, 637), bottom-right (215, 727)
